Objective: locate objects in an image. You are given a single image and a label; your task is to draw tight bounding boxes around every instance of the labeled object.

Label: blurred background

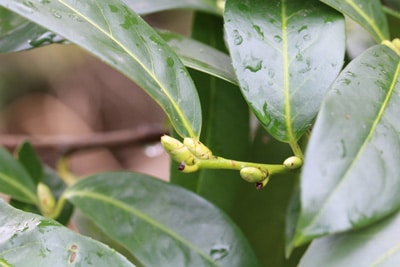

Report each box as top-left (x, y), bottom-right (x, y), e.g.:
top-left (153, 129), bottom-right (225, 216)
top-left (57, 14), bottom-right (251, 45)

top-left (0, 10), bottom-right (194, 180)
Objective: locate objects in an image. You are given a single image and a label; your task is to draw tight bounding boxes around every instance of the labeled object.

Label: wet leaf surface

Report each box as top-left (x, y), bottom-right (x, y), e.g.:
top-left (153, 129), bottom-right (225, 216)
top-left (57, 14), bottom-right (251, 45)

top-left (224, 0), bottom-right (345, 142)
top-left (0, 200), bottom-right (135, 267)
top-left (296, 45), bottom-right (400, 245)
top-left (65, 172), bottom-right (259, 267)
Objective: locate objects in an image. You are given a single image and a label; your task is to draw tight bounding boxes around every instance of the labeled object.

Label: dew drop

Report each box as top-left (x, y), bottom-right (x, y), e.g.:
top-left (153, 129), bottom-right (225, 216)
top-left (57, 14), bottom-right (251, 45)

top-left (273, 35), bottom-right (282, 43)
top-left (232, 30), bottom-right (243, 45)
top-left (303, 34), bottom-right (311, 41)
top-left (268, 68), bottom-right (275, 78)
top-left (298, 25), bottom-right (308, 33)
top-left (52, 11), bottom-right (62, 19)
top-left (245, 58), bottom-right (262, 72)
top-left (253, 25), bottom-right (264, 39)
top-left (210, 244), bottom-right (229, 261)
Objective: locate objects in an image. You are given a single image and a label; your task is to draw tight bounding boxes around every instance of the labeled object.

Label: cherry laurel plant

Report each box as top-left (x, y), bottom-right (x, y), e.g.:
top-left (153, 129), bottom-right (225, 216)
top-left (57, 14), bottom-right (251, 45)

top-left (0, 0), bottom-right (400, 266)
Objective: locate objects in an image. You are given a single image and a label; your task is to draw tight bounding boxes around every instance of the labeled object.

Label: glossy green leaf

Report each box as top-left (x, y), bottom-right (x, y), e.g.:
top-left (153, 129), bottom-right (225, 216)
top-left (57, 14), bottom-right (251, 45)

top-left (159, 30), bottom-right (238, 85)
top-left (123, 0), bottom-right (221, 15)
top-left (0, 200), bottom-right (135, 267)
top-left (0, 147), bottom-right (37, 204)
top-left (169, 13), bottom-right (250, 215)
top-left (295, 45), bottom-right (400, 245)
top-left (0, 0), bottom-right (201, 138)
top-left (0, 6), bottom-right (64, 53)
top-left (321, 0), bottom-right (389, 42)
top-left (64, 172), bottom-right (259, 267)
top-left (16, 141), bottom-right (43, 185)
top-left (299, 209), bottom-right (400, 267)
top-left (224, 0), bottom-right (345, 142)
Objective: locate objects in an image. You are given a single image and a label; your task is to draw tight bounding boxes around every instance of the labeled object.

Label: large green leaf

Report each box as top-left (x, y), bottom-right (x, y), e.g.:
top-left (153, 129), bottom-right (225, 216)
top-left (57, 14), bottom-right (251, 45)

top-left (299, 209), bottom-right (400, 266)
top-left (0, 147), bottom-right (37, 204)
top-left (123, 0), bottom-right (221, 15)
top-left (295, 45), bottom-right (400, 245)
top-left (159, 30), bottom-right (238, 85)
top-left (0, 0), bottom-right (201, 138)
top-left (170, 13), bottom-right (250, 215)
top-left (224, 0), bottom-right (345, 142)
top-left (64, 172), bottom-right (259, 267)
top-left (0, 200), bottom-right (135, 267)
top-left (321, 0), bottom-right (389, 42)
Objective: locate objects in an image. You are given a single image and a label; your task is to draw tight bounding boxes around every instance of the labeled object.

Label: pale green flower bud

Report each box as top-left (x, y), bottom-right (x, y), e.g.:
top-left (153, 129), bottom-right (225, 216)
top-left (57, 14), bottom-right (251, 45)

top-left (37, 182), bottom-right (56, 217)
top-left (283, 156), bottom-right (302, 169)
top-left (161, 135), bottom-right (195, 165)
top-left (183, 138), bottom-right (212, 159)
top-left (240, 167), bottom-right (267, 183)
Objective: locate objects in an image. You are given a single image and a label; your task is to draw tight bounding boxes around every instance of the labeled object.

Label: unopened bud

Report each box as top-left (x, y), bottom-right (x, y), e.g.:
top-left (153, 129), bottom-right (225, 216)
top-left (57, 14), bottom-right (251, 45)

top-left (161, 135), bottom-right (195, 165)
top-left (37, 182), bottom-right (56, 217)
top-left (240, 167), bottom-right (267, 183)
top-left (255, 177), bottom-right (270, 190)
top-left (183, 138), bottom-right (213, 159)
top-left (283, 156), bottom-right (302, 169)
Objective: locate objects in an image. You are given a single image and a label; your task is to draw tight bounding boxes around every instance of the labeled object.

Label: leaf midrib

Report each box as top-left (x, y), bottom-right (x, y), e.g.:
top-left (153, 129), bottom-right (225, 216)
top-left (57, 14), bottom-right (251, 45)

top-left (369, 240), bottom-right (400, 266)
top-left (281, 0), bottom-right (295, 143)
top-left (65, 190), bottom-right (220, 267)
top-left (302, 57), bottom-right (400, 239)
top-left (58, 0), bottom-right (196, 138)
top-left (0, 173), bottom-right (37, 204)
top-left (345, 0), bottom-right (386, 42)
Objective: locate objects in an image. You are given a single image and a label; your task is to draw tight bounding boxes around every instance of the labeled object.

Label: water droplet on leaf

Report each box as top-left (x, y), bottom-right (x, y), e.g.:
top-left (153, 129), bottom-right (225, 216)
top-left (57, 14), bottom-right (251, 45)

top-left (232, 30), bottom-right (243, 45)
top-left (253, 25), bottom-right (264, 39)
top-left (273, 35), bottom-right (282, 43)
top-left (210, 244), bottom-right (229, 261)
top-left (303, 34), bottom-right (311, 41)
top-left (245, 58), bottom-right (262, 72)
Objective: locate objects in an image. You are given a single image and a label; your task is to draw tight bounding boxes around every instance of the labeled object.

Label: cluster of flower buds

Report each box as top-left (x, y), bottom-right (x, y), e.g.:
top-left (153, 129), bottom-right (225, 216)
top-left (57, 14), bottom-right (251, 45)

top-left (161, 135), bottom-right (303, 190)
top-left (160, 135), bottom-right (210, 173)
top-left (382, 38), bottom-right (400, 56)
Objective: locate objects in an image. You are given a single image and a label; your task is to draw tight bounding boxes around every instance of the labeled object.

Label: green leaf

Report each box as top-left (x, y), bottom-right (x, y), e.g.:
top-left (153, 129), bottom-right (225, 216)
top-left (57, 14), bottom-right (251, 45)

top-left (0, 6), bottom-right (64, 53)
top-left (295, 45), bottom-right (400, 245)
top-left (170, 13), bottom-right (250, 215)
top-left (224, 0), bottom-right (345, 142)
top-left (299, 209), bottom-right (400, 266)
top-left (123, 0), bottom-right (221, 15)
top-left (16, 141), bottom-right (43, 185)
top-left (0, 147), bottom-right (37, 204)
top-left (64, 172), bottom-right (259, 267)
top-left (159, 30), bottom-right (238, 85)
top-left (0, 200), bottom-right (135, 267)
top-left (321, 0), bottom-right (389, 42)
top-left (0, 0), bottom-right (201, 138)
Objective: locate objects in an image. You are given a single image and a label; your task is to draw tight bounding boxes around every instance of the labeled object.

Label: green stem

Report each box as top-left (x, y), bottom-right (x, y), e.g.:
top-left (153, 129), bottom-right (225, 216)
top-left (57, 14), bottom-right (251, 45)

top-left (48, 195), bottom-right (67, 220)
top-left (196, 156), bottom-right (289, 175)
top-left (289, 141), bottom-right (304, 159)
top-left (383, 6), bottom-right (400, 20)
